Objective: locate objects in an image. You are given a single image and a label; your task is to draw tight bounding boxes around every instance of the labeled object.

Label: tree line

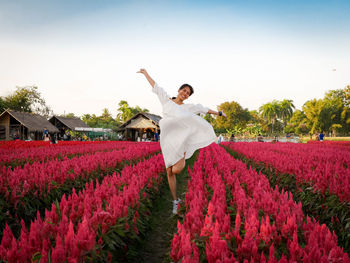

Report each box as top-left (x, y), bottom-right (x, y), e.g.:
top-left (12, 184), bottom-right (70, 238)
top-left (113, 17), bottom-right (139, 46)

top-left (1, 85), bottom-right (349, 136)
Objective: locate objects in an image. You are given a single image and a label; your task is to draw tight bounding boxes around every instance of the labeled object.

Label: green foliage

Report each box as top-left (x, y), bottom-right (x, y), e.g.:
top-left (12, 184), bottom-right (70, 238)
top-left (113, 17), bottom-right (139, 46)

top-left (215, 101), bottom-right (251, 131)
top-left (345, 85), bottom-right (350, 108)
top-left (82, 108), bottom-right (120, 130)
top-left (61, 112), bottom-right (76, 118)
top-left (204, 113), bottom-right (216, 127)
top-left (243, 123), bottom-right (262, 137)
top-left (285, 110), bottom-right (310, 135)
top-left (1, 86), bottom-right (51, 117)
top-left (116, 100), bottom-right (149, 123)
top-left (301, 87), bottom-right (350, 135)
top-left (259, 99), bottom-right (295, 134)
top-left (0, 97), bottom-right (7, 113)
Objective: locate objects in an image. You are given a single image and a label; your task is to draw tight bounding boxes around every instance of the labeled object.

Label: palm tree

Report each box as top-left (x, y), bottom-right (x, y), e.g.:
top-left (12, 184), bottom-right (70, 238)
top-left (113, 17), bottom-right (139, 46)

top-left (279, 99), bottom-right (295, 129)
top-left (117, 101), bottom-right (133, 122)
top-left (259, 100), bottom-right (281, 134)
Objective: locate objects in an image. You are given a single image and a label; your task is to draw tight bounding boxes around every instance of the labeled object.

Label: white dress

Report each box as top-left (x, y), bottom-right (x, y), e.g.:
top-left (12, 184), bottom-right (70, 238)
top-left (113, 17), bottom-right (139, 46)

top-left (153, 83), bottom-right (217, 168)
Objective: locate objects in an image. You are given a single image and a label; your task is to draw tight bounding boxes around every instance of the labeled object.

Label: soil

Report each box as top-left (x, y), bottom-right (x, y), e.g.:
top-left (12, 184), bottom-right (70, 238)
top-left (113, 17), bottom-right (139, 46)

top-left (135, 154), bottom-right (196, 263)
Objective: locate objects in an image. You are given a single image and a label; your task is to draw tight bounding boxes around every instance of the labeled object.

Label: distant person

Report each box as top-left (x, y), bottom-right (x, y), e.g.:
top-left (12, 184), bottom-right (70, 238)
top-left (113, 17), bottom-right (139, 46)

top-left (50, 133), bottom-right (56, 144)
top-left (137, 68), bottom-right (226, 214)
top-left (229, 134), bottom-right (235, 142)
top-left (316, 133), bottom-right (320, 141)
top-left (14, 132), bottom-right (20, 140)
top-left (271, 135), bottom-right (279, 143)
top-left (154, 130), bottom-right (159, 142)
top-left (257, 134), bottom-right (264, 142)
top-left (319, 131), bottom-right (324, 141)
top-left (43, 127), bottom-right (49, 141)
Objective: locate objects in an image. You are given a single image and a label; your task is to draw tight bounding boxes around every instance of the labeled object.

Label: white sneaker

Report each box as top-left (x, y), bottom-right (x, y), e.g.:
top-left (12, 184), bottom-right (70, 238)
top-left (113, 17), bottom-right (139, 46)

top-left (172, 199), bottom-right (182, 214)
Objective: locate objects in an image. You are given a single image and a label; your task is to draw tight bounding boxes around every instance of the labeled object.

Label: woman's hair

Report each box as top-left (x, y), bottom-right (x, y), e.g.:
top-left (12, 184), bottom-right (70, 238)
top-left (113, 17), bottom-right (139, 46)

top-left (179, 84), bottom-right (194, 96)
top-left (171, 84), bottom-right (194, 100)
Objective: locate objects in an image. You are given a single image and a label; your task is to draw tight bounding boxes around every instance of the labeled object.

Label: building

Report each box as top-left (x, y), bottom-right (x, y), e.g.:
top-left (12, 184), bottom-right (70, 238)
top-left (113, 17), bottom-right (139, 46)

top-left (0, 109), bottom-right (59, 141)
top-left (49, 115), bottom-right (90, 137)
top-left (118, 112), bottom-right (161, 141)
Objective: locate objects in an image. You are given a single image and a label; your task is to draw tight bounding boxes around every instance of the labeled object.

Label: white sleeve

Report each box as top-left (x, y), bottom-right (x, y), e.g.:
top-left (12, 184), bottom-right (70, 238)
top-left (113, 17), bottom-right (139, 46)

top-left (152, 83), bottom-right (171, 106)
top-left (184, 103), bottom-right (209, 115)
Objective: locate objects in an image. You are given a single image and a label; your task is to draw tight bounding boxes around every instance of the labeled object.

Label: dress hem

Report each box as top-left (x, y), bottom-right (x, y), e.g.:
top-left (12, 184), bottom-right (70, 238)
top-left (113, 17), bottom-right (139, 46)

top-left (164, 137), bottom-right (217, 168)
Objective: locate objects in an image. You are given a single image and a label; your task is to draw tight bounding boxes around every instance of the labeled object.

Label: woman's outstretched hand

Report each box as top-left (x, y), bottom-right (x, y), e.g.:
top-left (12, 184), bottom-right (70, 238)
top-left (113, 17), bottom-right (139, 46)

top-left (137, 68), bottom-right (147, 75)
top-left (137, 68), bottom-right (155, 87)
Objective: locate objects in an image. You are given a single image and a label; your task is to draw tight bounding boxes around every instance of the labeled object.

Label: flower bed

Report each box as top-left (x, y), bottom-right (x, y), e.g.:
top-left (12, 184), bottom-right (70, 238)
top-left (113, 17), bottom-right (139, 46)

top-left (0, 142), bottom-right (160, 205)
top-left (171, 143), bottom-right (349, 262)
top-left (0, 153), bottom-right (165, 262)
top-left (0, 142), bottom-right (160, 241)
top-left (0, 141), bottom-right (135, 168)
top-left (223, 141), bottom-right (350, 251)
top-left (222, 142), bottom-right (350, 202)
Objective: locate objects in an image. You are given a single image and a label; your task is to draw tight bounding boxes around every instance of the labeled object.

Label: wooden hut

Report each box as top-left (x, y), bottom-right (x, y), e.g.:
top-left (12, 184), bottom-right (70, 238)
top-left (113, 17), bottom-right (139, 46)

top-left (118, 112), bottom-right (161, 141)
top-left (0, 109), bottom-right (59, 141)
top-left (49, 116), bottom-right (90, 138)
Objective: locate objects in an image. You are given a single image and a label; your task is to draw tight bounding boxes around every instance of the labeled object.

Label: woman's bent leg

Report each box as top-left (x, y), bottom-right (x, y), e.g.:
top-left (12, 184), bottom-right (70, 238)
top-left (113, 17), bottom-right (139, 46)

top-left (167, 167), bottom-right (177, 200)
top-left (172, 157), bottom-right (185, 175)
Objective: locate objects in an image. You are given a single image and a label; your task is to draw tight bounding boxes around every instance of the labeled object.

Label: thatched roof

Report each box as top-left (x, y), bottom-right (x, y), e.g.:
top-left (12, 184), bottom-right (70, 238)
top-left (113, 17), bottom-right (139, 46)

top-left (125, 118), bottom-right (158, 129)
top-left (49, 116), bottom-right (89, 130)
top-left (119, 112), bottom-right (161, 130)
top-left (0, 109), bottom-right (59, 132)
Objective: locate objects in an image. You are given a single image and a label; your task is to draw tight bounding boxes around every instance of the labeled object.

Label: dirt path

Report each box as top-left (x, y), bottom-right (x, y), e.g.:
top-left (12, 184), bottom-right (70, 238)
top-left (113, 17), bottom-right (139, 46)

top-left (136, 155), bottom-right (196, 263)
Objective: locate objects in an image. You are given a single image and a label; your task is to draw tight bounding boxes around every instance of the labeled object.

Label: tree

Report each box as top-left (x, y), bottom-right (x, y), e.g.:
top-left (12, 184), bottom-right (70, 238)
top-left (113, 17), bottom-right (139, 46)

top-left (2, 86), bottom-right (51, 117)
top-left (100, 108), bottom-right (114, 123)
top-left (82, 114), bottom-right (98, 127)
top-left (131, 105), bottom-right (149, 115)
top-left (259, 100), bottom-right (281, 134)
top-left (0, 97), bottom-right (7, 113)
top-left (117, 101), bottom-right (133, 123)
top-left (61, 113), bottom-right (76, 118)
top-left (302, 99), bottom-right (323, 134)
top-left (279, 99), bottom-right (295, 128)
top-left (116, 100), bottom-right (149, 123)
top-left (285, 110), bottom-right (309, 135)
top-left (203, 113), bottom-right (216, 126)
top-left (82, 109), bottom-right (120, 129)
top-left (345, 85), bottom-right (350, 108)
top-left (215, 101), bottom-right (251, 133)
top-left (323, 89), bottom-right (349, 135)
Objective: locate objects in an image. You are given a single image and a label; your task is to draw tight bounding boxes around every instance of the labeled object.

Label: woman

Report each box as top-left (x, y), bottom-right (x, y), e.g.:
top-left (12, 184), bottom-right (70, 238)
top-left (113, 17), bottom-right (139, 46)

top-left (137, 68), bottom-right (226, 214)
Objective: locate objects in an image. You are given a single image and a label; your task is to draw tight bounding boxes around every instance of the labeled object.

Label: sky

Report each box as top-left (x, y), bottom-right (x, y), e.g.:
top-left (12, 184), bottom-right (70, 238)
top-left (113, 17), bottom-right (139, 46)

top-left (0, 0), bottom-right (349, 118)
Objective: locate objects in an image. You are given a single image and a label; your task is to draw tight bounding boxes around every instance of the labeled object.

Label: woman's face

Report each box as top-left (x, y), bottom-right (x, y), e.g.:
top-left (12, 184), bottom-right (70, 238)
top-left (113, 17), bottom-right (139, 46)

top-left (178, 87), bottom-right (191, 101)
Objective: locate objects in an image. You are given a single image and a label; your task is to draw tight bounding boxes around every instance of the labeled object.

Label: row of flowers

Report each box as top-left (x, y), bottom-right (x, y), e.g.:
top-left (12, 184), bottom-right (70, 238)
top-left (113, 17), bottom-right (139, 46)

top-left (222, 142), bottom-right (350, 203)
top-left (0, 142), bottom-right (160, 206)
top-left (0, 152), bottom-right (165, 262)
top-left (0, 141), bottom-right (133, 168)
top-left (171, 143), bottom-right (349, 262)
top-left (222, 141), bottom-right (350, 251)
top-left (0, 140), bottom-right (98, 149)
top-left (307, 140), bottom-right (350, 148)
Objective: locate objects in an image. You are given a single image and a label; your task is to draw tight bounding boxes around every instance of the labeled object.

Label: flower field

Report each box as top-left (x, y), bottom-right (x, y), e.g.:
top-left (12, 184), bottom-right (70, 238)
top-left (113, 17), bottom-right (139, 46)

top-left (0, 140), bottom-right (349, 262)
top-left (171, 143), bottom-right (349, 262)
top-left (222, 141), bottom-right (350, 202)
top-left (0, 141), bottom-right (164, 262)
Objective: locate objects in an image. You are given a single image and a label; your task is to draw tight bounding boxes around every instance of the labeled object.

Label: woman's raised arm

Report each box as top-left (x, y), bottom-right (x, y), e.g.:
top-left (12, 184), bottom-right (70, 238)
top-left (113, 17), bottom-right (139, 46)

top-left (137, 68), bottom-right (155, 88)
